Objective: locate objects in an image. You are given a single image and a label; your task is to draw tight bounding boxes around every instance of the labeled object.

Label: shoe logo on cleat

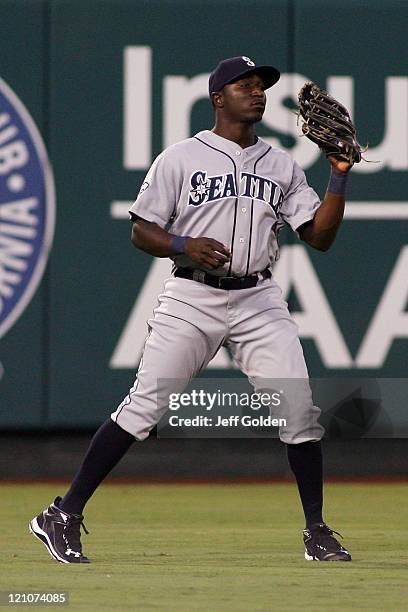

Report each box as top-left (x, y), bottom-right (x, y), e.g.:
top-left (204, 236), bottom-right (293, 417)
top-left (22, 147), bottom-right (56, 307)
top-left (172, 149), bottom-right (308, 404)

top-left (66, 548), bottom-right (81, 558)
top-left (60, 513), bottom-right (67, 522)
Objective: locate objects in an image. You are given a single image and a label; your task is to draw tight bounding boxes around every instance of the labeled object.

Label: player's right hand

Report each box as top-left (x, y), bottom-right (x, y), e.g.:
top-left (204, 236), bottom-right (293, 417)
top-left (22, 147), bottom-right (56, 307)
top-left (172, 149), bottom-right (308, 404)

top-left (185, 237), bottom-right (231, 270)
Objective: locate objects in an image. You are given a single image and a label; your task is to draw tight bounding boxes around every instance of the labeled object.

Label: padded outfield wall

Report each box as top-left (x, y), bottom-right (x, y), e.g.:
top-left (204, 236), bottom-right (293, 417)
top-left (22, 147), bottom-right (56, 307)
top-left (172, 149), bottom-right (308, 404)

top-left (0, 0), bottom-right (408, 433)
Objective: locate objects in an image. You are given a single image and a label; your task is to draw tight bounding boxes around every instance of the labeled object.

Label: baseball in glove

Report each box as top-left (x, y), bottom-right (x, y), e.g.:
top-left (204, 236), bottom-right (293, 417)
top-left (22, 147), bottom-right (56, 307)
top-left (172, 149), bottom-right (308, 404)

top-left (297, 82), bottom-right (363, 164)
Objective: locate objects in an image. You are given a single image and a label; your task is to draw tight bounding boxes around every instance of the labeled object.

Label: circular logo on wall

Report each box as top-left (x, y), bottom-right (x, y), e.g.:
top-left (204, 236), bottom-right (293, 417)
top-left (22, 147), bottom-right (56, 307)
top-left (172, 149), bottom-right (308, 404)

top-left (0, 77), bottom-right (55, 339)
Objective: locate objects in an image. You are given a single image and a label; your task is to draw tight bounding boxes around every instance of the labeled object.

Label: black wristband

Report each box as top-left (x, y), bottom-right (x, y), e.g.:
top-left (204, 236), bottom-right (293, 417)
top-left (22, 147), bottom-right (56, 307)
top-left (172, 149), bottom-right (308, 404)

top-left (327, 168), bottom-right (349, 196)
top-left (170, 235), bottom-right (188, 254)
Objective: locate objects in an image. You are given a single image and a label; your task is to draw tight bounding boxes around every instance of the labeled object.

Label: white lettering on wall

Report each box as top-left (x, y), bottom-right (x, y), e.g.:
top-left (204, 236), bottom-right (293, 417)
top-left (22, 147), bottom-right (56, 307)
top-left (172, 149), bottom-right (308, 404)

top-left (261, 73), bottom-right (320, 168)
top-left (123, 46), bottom-right (408, 172)
top-left (356, 246), bottom-right (408, 367)
top-left (123, 46), bottom-right (152, 169)
top-left (163, 74), bottom-right (209, 151)
top-left (274, 246), bottom-right (353, 368)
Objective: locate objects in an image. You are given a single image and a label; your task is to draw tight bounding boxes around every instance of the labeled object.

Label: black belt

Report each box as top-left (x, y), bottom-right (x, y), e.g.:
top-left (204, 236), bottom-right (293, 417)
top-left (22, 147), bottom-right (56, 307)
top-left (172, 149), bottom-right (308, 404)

top-left (174, 267), bottom-right (271, 290)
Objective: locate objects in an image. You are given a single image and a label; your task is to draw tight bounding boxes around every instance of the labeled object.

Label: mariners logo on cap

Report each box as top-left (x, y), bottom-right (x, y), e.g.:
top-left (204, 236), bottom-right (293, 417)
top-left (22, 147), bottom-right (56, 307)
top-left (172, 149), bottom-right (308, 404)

top-left (241, 56), bottom-right (256, 67)
top-left (0, 77), bottom-right (55, 339)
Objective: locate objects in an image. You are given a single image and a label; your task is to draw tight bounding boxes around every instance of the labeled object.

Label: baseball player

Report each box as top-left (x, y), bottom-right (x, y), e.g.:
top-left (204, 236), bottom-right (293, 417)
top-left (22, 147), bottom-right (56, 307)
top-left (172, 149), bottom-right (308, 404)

top-left (30, 56), bottom-right (352, 563)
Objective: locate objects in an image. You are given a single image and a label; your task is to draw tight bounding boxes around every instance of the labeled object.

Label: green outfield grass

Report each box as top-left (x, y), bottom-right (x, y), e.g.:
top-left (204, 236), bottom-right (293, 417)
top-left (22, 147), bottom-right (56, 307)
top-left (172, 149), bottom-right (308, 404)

top-left (1, 483), bottom-right (407, 611)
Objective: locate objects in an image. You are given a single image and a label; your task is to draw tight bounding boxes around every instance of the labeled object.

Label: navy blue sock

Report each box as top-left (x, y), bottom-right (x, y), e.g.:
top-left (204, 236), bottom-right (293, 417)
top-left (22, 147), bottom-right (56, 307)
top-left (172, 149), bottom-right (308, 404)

top-left (59, 418), bottom-right (135, 515)
top-left (286, 441), bottom-right (323, 528)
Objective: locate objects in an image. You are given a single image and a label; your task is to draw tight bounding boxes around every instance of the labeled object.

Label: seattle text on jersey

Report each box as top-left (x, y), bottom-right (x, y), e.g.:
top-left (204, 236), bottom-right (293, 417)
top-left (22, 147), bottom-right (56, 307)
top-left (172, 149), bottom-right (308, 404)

top-left (188, 169), bottom-right (284, 213)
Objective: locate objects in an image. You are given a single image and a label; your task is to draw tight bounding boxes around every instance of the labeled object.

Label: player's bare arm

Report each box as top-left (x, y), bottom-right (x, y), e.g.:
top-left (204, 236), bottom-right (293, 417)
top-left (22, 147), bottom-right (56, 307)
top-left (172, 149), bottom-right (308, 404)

top-left (131, 218), bottom-right (230, 270)
top-left (298, 157), bottom-right (353, 252)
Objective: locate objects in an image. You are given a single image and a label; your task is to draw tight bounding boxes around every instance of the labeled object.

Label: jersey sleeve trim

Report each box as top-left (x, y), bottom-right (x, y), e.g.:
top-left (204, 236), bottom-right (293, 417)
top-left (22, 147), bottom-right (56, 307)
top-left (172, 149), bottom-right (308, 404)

top-left (293, 210), bottom-right (318, 232)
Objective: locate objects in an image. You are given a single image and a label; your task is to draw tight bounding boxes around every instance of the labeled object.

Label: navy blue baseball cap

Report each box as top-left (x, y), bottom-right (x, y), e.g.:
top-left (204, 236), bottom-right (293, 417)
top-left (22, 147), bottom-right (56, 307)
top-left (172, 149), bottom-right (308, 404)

top-left (209, 56), bottom-right (280, 98)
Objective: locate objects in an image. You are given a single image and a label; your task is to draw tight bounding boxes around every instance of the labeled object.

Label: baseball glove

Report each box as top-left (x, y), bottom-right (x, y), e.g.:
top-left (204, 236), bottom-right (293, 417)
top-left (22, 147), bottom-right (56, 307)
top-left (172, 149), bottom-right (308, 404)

top-left (297, 82), bottom-right (363, 164)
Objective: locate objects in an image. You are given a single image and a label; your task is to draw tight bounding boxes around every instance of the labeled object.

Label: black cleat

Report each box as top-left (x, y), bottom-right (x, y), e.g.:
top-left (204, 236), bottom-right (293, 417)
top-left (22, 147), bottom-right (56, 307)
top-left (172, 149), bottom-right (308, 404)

top-left (29, 497), bottom-right (91, 564)
top-left (303, 523), bottom-right (352, 561)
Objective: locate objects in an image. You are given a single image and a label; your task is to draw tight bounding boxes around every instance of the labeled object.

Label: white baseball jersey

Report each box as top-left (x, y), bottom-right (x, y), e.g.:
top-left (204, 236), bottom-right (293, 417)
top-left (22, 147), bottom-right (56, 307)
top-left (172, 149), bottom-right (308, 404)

top-left (129, 130), bottom-right (321, 276)
top-left (112, 130), bottom-right (324, 444)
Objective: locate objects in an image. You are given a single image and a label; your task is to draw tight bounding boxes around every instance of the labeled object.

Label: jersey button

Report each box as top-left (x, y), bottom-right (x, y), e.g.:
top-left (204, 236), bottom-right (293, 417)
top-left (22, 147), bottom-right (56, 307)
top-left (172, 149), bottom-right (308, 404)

top-left (235, 151), bottom-right (241, 156)
top-left (241, 207), bottom-right (247, 213)
top-left (239, 237), bottom-right (245, 243)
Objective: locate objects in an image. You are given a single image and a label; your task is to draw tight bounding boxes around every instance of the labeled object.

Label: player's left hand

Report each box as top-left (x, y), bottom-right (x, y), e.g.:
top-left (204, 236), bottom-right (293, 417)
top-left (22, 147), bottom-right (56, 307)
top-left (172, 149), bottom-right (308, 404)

top-left (327, 155), bottom-right (353, 174)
